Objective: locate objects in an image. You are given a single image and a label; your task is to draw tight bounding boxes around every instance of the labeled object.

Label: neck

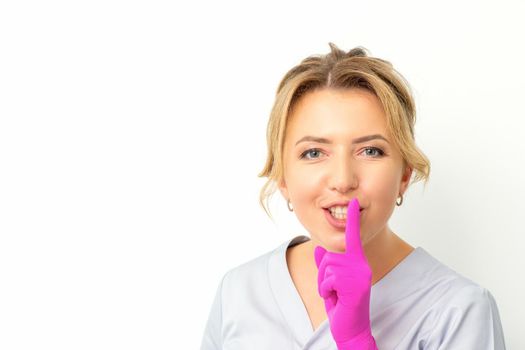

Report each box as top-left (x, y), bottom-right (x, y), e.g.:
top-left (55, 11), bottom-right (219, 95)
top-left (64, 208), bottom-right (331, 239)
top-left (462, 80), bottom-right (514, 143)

top-left (298, 227), bottom-right (413, 286)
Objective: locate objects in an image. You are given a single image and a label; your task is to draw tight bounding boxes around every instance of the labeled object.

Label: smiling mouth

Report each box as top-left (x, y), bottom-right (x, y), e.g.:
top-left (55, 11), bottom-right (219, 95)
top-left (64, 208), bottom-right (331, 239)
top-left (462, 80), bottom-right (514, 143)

top-left (324, 207), bottom-right (364, 221)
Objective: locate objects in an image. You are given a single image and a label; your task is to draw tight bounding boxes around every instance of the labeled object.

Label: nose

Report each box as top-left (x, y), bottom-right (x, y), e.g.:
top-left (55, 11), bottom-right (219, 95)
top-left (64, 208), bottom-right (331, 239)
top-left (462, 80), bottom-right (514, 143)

top-left (328, 152), bottom-right (358, 193)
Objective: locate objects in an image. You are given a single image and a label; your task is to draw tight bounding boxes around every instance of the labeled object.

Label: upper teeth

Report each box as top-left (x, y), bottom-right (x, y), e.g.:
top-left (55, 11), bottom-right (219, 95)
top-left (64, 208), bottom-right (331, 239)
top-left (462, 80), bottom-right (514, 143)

top-left (329, 206), bottom-right (348, 215)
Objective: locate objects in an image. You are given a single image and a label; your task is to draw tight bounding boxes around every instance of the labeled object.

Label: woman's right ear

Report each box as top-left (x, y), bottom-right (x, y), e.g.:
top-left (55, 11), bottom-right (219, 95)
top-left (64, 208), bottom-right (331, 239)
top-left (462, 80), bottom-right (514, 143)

top-left (278, 179), bottom-right (289, 201)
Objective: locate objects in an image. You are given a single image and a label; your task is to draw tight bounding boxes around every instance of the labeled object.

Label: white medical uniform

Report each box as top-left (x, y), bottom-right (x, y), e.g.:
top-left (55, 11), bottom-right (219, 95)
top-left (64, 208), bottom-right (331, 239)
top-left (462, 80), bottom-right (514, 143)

top-left (200, 235), bottom-right (506, 349)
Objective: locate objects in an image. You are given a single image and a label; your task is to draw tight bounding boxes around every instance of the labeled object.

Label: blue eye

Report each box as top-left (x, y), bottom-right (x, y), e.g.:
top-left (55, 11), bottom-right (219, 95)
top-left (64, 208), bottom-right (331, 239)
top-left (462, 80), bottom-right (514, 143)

top-left (299, 147), bottom-right (385, 160)
top-left (363, 147), bottom-right (385, 157)
top-left (299, 148), bottom-right (324, 160)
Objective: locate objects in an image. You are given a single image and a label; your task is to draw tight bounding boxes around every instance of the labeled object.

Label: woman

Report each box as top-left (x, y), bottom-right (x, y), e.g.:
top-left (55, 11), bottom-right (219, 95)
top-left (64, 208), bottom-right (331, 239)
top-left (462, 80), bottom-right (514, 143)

top-left (200, 43), bottom-right (506, 349)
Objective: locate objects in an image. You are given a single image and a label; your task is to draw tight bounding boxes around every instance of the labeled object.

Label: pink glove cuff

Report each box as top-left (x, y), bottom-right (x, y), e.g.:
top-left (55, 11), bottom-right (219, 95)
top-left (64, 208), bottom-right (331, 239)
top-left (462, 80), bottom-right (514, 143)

top-left (335, 328), bottom-right (378, 350)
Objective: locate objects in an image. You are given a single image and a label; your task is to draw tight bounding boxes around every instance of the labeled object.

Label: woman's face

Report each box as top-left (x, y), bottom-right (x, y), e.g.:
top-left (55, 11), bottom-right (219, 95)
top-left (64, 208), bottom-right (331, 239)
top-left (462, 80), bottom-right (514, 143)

top-left (278, 88), bottom-right (412, 253)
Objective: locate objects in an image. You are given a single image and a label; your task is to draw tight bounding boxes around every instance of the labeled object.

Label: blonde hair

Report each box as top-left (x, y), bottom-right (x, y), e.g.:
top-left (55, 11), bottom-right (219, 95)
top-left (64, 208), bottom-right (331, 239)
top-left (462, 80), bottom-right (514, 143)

top-left (257, 43), bottom-right (431, 221)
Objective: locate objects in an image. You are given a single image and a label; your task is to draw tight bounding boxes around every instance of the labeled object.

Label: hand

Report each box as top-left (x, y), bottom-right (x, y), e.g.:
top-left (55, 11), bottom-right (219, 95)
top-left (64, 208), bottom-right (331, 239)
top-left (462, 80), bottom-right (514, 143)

top-left (314, 198), bottom-right (378, 350)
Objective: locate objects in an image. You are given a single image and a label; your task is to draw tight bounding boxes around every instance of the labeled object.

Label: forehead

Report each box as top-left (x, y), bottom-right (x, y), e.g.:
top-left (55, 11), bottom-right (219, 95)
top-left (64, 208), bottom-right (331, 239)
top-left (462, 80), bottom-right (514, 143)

top-left (287, 88), bottom-right (387, 138)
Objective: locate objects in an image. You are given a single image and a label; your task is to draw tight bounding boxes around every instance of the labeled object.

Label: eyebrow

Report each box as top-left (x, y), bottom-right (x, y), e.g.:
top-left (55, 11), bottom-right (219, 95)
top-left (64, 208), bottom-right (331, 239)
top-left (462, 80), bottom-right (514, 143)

top-left (295, 134), bottom-right (390, 146)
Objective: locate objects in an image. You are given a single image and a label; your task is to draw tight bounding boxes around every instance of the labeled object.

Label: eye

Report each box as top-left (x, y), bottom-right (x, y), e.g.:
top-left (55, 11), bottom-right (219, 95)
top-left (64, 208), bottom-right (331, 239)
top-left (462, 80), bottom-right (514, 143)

top-left (299, 147), bottom-right (385, 160)
top-left (299, 148), bottom-right (324, 160)
top-left (362, 147), bottom-right (385, 158)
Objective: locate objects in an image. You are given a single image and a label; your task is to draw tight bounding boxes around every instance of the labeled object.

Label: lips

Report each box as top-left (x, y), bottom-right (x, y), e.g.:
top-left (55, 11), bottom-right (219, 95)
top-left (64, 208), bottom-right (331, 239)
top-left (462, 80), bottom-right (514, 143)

top-left (324, 207), bottom-right (365, 212)
top-left (322, 199), bottom-right (364, 212)
top-left (323, 207), bottom-right (364, 231)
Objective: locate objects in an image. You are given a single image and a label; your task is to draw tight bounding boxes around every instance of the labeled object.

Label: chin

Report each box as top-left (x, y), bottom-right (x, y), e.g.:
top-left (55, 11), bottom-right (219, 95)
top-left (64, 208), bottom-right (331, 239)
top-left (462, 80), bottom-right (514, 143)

top-left (324, 234), bottom-right (347, 253)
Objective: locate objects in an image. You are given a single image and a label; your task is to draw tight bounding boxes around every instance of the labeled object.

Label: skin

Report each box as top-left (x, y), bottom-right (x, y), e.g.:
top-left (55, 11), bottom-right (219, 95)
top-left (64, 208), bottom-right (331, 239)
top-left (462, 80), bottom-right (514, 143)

top-left (278, 87), bottom-right (415, 295)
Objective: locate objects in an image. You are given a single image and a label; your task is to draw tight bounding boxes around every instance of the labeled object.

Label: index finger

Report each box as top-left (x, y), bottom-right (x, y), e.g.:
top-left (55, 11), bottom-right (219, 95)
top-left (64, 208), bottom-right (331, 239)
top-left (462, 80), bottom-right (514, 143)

top-left (345, 197), bottom-right (365, 259)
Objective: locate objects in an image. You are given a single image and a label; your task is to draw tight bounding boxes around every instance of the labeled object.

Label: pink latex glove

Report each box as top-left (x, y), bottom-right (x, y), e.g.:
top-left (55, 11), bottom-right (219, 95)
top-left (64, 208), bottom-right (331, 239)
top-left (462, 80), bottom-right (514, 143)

top-left (314, 198), bottom-right (378, 350)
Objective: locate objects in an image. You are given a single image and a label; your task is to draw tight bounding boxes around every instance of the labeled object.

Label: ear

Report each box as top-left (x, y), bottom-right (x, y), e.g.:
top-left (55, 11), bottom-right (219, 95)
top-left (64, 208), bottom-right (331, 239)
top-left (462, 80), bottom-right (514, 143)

top-left (278, 178), bottom-right (289, 202)
top-left (399, 165), bottom-right (413, 195)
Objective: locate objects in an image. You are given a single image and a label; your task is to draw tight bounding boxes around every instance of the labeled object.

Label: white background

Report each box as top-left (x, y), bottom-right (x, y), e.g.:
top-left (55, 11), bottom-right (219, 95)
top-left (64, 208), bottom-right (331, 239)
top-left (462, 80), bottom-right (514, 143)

top-left (1, 0), bottom-right (523, 349)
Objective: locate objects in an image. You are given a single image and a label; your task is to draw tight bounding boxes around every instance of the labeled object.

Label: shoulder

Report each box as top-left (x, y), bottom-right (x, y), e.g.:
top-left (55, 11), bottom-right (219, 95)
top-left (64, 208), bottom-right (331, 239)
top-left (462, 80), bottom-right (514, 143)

top-left (434, 282), bottom-right (501, 320)
top-left (415, 250), bottom-right (506, 347)
top-left (448, 283), bottom-right (497, 305)
top-left (413, 248), bottom-right (484, 294)
top-left (387, 247), bottom-right (480, 301)
top-left (222, 235), bottom-right (307, 281)
top-left (406, 248), bottom-right (501, 319)
top-left (423, 283), bottom-right (506, 348)
top-left (371, 246), bottom-right (506, 348)
top-left (220, 237), bottom-right (291, 290)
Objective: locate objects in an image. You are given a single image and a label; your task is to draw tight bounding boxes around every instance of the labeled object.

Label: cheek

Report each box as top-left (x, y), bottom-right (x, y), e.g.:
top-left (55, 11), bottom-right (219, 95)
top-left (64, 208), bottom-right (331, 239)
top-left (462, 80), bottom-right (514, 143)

top-left (288, 168), bottom-right (322, 200)
top-left (360, 171), bottom-right (399, 203)
top-left (287, 169), bottom-right (324, 226)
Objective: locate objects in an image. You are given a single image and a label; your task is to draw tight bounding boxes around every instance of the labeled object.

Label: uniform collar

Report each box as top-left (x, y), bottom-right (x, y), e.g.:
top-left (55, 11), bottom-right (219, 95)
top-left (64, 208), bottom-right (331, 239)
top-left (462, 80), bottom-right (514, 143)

top-left (268, 235), bottom-right (333, 348)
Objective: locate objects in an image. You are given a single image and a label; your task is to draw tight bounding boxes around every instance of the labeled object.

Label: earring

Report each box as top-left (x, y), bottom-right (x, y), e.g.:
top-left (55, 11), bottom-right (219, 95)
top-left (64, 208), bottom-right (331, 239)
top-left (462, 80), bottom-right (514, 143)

top-left (287, 199), bottom-right (294, 212)
top-left (396, 194), bottom-right (403, 206)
